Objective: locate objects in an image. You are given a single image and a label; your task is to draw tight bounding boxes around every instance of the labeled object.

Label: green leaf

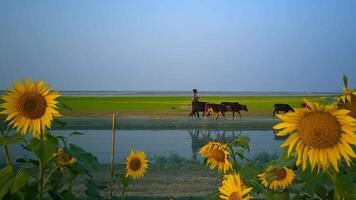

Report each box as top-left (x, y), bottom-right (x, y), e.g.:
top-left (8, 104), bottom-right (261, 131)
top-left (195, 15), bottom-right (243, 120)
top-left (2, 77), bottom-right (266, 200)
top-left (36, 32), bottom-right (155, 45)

top-left (272, 192), bottom-right (290, 200)
top-left (0, 165), bottom-right (12, 177)
top-left (119, 174), bottom-right (129, 188)
top-left (0, 135), bottom-right (23, 146)
top-left (84, 178), bottom-right (106, 199)
top-left (22, 183), bottom-right (38, 199)
top-left (62, 191), bottom-right (79, 200)
top-left (10, 170), bottom-right (29, 194)
top-left (0, 179), bottom-right (14, 199)
top-left (335, 174), bottom-right (353, 198)
top-left (314, 186), bottom-right (328, 200)
top-left (291, 194), bottom-right (303, 200)
top-left (233, 136), bottom-right (250, 151)
top-left (296, 169), bottom-right (330, 196)
top-left (66, 144), bottom-right (98, 171)
top-left (28, 135), bottom-right (58, 163)
top-left (235, 148), bottom-right (245, 160)
top-left (0, 166), bottom-right (13, 199)
top-left (245, 179), bottom-right (266, 194)
top-left (239, 162), bottom-right (260, 180)
top-left (48, 171), bottom-right (66, 191)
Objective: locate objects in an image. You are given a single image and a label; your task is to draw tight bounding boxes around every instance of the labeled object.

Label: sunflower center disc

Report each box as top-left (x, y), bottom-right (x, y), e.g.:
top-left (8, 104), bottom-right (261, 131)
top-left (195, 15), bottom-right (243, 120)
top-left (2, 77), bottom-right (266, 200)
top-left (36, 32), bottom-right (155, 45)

top-left (130, 158), bottom-right (142, 171)
top-left (211, 149), bottom-right (225, 163)
top-left (272, 168), bottom-right (287, 180)
top-left (19, 93), bottom-right (47, 119)
top-left (298, 112), bottom-right (341, 148)
top-left (228, 192), bottom-right (241, 200)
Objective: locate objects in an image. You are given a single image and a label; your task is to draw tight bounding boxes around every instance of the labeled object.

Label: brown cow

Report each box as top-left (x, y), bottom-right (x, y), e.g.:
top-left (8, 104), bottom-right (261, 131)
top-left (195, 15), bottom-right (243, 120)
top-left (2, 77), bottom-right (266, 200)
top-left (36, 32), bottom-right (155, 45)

top-left (273, 104), bottom-right (294, 118)
top-left (221, 102), bottom-right (248, 119)
top-left (205, 103), bottom-right (227, 120)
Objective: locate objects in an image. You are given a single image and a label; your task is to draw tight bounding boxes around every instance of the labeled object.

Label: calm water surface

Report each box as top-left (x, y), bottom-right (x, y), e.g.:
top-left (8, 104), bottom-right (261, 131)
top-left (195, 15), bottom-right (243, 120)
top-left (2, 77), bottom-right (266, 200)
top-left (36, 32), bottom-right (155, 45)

top-left (2, 130), bottom-right (284, 164)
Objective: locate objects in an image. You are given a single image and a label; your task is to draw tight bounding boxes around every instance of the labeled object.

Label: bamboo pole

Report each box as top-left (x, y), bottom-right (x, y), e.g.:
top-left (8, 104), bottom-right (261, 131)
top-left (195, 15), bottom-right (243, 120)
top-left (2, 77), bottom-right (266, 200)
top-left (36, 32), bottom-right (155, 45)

top-left (110, 113), bottom-right (116, 197)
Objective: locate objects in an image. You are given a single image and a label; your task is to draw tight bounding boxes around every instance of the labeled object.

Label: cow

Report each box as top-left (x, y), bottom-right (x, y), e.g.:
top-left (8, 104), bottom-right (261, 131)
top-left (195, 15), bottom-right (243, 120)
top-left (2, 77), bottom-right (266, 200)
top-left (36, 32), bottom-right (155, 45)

top-left (273, 104), bottom-right (295, 118)
top-left (221, 102), bottom-right (248, 119)
top-left (205, 103), bottom-right (227, 120)
top-left (189, 101), bottom-right (208, 118)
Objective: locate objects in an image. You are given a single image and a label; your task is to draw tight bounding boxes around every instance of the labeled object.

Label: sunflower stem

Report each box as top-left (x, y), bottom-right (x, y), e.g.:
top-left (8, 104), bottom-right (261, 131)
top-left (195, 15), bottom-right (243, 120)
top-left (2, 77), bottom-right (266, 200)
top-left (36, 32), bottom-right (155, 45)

top-left (227, 144), bottom-right (239, 170)
top-left (328, 170), bottom-right (341, 200)
top-left (121, 185), bottom-right (126, 200)
top-left (39, 159), bottom-right (44, 200)
top-left (38, 129), bottom-right (44, 200)
top-left (332, 174), bottom-right (341, 200)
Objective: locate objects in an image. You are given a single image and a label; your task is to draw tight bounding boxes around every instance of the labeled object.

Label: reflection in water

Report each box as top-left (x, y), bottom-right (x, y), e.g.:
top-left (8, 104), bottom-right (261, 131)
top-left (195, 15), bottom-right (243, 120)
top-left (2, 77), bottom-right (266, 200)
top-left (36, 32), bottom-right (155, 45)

top-left (1, 129), bottom-right (284, 164)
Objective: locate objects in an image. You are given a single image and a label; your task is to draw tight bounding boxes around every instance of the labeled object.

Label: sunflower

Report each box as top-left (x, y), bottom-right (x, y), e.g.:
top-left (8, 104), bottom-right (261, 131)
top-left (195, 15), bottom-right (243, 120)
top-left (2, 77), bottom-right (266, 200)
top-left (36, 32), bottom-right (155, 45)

top-left (199, 141), bottom-right (232, 173)
top-left (125, 150), bottom-right (148, 180)
top-left (219, 173), bottom-right (252, 200)
top-left (57, 149), bottom-right (77, 165)
top-left (274, 99), bottom-right (356, 172)
top-left (338, 87), bottom-right (356, 119)
top-left (258, 166), bottom-right (295, 190)
top-left (56, 149), bottom-right (76, 172)
top-left (1, 79), bottom-right (60, 137)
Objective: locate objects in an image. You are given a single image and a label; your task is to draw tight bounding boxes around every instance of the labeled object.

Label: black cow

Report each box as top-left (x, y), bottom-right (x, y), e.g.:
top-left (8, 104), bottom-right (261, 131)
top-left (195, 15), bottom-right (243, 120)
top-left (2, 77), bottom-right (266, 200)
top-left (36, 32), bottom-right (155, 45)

top-left (221, 102), bottom-right (248, 119)
top-left (273, 104), bottom-right (295, 118)
top-left (205, 103), bottom-right (227, 120)
top-left (189, 101), bottom-right (208, 118)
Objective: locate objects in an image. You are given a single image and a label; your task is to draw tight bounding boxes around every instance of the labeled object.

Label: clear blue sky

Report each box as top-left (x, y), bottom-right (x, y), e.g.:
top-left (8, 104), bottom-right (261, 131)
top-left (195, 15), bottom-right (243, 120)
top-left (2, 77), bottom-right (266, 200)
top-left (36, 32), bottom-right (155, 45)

top-left (0, 0), bottom-right (355, 92)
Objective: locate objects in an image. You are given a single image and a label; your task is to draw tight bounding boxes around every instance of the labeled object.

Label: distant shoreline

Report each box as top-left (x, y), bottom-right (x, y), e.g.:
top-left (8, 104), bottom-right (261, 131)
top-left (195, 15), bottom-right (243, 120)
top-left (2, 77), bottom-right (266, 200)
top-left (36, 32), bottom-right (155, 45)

top-left (0, 90), bottom-right (340, 97)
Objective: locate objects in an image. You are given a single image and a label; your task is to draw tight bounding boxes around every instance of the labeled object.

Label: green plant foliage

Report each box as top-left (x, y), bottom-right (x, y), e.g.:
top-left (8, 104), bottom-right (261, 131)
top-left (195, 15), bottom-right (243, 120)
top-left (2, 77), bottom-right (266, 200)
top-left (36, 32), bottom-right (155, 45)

top-left (335, 174), bottom-right (353, 199)
top-left (65, 144), bottom-right (99, 172)
top-left (0, 166), bottom-right (30, 199)
top-left (28, 135), bottom-right (58, 163)
top-left (84, 178), bottom-right (107, 200)
top-left (0, 135), bottom-right (23, 146)
top-left (233, 136), bottom-right (250, 152)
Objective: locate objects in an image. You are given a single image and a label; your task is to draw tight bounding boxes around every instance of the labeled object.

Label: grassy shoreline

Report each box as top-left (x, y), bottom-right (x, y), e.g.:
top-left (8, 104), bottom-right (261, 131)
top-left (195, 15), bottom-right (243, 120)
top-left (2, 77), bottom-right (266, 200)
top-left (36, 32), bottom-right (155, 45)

top-left (50, 95), bottom-right (326, 130)
top-left (50, 95), bottom-right (325, 130)
top-left (1, 96), bottom-right (327, 130)
top-left (58, 95), bottom-right (324, 116)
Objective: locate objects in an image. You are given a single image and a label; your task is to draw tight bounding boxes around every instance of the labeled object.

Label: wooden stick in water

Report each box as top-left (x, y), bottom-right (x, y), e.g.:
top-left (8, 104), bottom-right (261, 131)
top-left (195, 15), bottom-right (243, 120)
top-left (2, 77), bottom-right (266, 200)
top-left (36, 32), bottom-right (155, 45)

top-left (110, 113), bottom-right (116, 197)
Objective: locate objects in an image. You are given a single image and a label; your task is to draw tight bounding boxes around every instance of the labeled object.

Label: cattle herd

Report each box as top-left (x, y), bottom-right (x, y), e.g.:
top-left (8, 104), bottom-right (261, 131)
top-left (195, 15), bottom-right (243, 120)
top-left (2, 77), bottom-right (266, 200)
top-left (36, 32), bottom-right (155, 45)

top-left (188, 101), bottom-right (296, 120)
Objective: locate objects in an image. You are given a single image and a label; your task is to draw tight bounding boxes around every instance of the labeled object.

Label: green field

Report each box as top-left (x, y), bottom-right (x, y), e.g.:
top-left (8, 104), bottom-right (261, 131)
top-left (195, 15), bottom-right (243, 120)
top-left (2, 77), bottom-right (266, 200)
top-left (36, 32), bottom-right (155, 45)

top-left (0, 95), bottom-right (328, 129)
top-left (59, 96), bottom-right (324, 117)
